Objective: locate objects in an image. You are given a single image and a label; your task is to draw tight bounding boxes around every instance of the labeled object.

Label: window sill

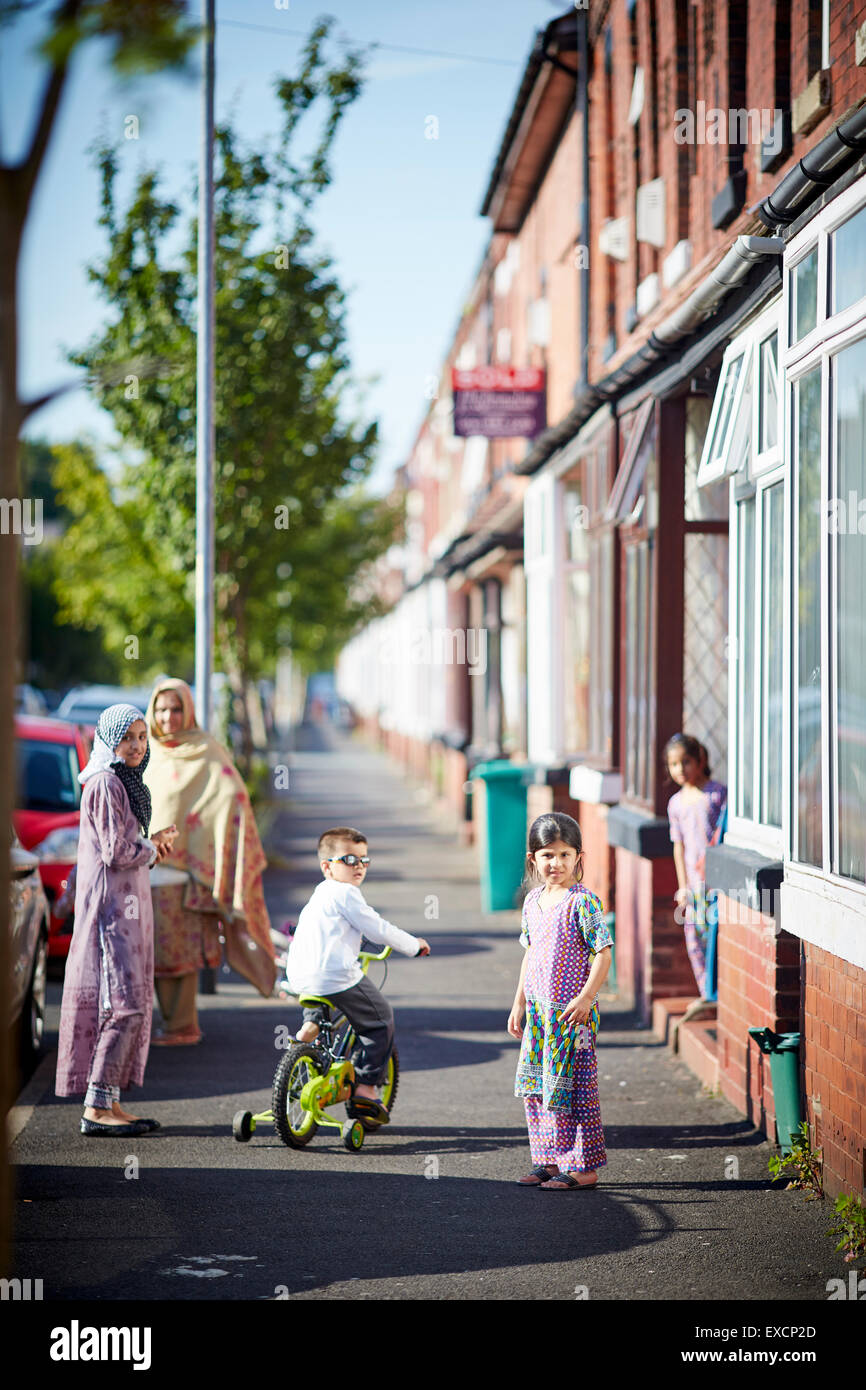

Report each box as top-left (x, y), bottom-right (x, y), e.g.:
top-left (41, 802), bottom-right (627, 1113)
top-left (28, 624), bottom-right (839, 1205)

top-left (569, 764), bottom-right (622, 805)
top-left (705, 843), bottom-right (783, 918)
top-left (607, 803), bottom-right (671, 858)
top-left (780, 866), bottom-right (866, 972)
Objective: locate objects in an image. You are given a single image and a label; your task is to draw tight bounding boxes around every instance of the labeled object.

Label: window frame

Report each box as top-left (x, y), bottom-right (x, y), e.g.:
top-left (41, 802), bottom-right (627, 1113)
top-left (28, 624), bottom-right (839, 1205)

top-left (696, 301), bottom-right (785, 858)
top-left (783, 176), bottom-right (866, 900)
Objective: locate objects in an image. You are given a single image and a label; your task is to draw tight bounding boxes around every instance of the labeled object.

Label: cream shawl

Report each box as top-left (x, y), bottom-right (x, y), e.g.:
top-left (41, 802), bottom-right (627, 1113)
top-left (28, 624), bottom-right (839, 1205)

top-left (144, 678), bottom-right (275, 997)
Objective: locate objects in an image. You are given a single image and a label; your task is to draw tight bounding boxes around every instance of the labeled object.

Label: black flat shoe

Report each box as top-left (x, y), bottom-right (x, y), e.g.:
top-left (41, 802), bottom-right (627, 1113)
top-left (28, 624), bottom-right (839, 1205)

top-left (79, 1118), bottom-right (149, 1137)
top-left (128, 1118), bottom-right (160, 1131)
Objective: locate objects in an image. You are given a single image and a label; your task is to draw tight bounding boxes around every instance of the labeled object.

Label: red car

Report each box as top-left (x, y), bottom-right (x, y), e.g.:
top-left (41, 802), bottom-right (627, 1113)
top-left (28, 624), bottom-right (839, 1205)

top-left (13, 716), bottom-right (91, 959)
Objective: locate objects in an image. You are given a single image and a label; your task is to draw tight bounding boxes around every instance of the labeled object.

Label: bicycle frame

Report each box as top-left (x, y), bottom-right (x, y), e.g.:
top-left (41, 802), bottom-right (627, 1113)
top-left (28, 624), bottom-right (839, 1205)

top-left (247, 946), bottom-right (392, 1134)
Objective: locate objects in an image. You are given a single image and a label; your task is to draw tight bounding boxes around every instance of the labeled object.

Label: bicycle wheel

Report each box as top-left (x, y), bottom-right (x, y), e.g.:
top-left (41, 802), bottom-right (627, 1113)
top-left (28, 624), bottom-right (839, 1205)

top-left (272, 1044), bottom-right (323, 1148)
top-left (331, 1012), bottom-right (399, 1128)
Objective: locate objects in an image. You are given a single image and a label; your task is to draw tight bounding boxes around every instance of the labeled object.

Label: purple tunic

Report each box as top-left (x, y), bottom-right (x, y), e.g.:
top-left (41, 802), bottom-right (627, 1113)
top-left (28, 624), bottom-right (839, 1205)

top-left (55, 771), bottom-right (154, 1096)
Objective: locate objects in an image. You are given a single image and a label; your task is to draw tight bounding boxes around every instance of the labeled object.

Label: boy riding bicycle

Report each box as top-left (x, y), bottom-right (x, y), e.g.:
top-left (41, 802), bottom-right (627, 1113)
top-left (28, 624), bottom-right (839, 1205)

top-left (283, 827), bottom-right (430, 1125)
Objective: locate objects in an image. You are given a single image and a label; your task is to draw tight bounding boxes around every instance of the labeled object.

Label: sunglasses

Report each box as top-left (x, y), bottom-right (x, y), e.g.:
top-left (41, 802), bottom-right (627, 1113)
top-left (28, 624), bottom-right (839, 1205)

top-left (326, 854), bottom-right (370, 867)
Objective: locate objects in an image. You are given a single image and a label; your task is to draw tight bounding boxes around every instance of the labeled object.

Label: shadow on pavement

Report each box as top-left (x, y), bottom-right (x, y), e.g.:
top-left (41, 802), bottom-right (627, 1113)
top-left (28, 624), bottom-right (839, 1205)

top-left (12, 1162), bottom-right (676, 1299)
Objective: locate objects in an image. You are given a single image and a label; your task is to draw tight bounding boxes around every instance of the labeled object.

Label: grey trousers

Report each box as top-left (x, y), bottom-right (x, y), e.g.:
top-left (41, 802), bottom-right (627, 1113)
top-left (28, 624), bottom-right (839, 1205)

top-left (303, 975), bottom-right (395, 1085)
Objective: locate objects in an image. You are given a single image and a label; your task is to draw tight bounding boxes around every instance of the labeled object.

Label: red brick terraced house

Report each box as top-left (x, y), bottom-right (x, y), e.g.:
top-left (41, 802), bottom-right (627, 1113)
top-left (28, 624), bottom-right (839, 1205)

top-left (338, 1), bottom-right (866, 1200)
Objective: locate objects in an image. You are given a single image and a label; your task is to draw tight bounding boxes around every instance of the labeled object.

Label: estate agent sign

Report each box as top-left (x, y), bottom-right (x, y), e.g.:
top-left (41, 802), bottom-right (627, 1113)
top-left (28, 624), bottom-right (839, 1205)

top-left (451, 366), bottom-right (547, 439)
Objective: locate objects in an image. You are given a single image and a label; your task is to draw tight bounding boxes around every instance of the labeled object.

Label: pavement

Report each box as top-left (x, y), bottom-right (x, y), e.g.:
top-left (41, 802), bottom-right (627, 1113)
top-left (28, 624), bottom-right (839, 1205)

top-left (7, 722), bottom-right (847, 1304)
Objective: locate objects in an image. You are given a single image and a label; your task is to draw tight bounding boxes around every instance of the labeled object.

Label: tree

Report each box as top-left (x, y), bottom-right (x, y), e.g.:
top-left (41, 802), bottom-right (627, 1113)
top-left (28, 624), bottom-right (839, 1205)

top-left (0, 0), bottom-right (197, 1268)
top-left (68, 18), bottom-right (399, 760)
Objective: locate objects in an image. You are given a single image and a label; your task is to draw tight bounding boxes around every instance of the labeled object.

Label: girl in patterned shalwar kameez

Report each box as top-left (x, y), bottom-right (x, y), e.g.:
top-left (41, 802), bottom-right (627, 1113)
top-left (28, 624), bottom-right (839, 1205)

top-left (508, 813), bottom-right (612, 1190)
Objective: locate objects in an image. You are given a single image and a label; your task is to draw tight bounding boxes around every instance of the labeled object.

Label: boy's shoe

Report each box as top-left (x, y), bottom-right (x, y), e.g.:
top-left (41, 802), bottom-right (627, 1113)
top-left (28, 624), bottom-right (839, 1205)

top-left (346, 1097), bottom-right (390, 1125)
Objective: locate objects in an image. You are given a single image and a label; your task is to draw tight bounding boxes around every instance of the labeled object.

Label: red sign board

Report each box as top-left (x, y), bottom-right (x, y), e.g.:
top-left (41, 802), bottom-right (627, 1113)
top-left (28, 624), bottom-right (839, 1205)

top-left (451, 366), bottom-right (547, 438)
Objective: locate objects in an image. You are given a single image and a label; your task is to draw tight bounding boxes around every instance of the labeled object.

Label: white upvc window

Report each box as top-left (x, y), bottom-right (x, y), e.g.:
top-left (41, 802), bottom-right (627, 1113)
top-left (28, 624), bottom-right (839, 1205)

top-left (783, 175), bottom-right (866, 897)
top-left (697, 302), bottom-right (785, 858)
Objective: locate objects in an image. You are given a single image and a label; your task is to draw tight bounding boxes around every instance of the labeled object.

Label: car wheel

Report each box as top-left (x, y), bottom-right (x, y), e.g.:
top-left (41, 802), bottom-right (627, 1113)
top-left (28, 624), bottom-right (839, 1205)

top-left (20, 933), bottom-right (48, 1069)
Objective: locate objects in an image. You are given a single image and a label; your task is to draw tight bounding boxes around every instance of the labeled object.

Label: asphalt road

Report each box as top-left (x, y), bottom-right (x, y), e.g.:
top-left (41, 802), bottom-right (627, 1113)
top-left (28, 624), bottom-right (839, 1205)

top-left (8, 724), bottom-right (844, 1305)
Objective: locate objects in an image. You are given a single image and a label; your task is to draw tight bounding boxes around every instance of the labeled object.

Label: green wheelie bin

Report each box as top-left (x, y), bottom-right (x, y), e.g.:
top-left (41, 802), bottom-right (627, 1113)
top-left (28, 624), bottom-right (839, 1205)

top-left (748, 1027), bottom-right (802, 1155)
top-left (469, 760), bottom-right (534, 912)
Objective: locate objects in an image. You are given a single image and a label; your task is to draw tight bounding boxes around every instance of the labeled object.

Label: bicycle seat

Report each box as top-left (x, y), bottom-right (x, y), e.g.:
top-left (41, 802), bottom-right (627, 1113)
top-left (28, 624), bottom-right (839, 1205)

top-left (298, 992), bottom-right (335, 1009)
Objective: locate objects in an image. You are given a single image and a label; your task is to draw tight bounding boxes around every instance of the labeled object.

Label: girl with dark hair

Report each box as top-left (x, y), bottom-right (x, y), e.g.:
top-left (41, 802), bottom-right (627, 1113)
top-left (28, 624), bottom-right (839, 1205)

top-left (507, 812), bottom-right (613, 1190)
top-left (664, 733), bottom-right (727, 1007)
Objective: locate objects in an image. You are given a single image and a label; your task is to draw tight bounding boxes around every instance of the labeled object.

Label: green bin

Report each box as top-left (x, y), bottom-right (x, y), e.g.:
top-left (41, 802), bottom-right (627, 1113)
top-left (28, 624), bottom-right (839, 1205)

top-left (748, 1027), bottom-right (802, 1155)
top-left (469, 760), bottom-right (534, 912)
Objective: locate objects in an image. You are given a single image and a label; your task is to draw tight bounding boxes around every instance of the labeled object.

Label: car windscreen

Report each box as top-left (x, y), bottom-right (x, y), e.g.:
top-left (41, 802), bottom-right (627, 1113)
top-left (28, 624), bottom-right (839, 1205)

top-left (16, 739), bottom-right (82, 812)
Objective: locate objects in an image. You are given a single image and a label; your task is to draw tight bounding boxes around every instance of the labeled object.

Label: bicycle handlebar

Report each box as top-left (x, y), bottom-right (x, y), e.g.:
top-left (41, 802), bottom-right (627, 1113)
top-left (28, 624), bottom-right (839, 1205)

top-left (358, 946), bottom-right (392, 973)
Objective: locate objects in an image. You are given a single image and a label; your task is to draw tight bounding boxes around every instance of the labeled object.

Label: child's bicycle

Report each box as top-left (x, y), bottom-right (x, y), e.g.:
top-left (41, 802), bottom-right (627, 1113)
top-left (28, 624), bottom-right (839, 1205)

top-left (232, 946), bottom-right (397, 1153)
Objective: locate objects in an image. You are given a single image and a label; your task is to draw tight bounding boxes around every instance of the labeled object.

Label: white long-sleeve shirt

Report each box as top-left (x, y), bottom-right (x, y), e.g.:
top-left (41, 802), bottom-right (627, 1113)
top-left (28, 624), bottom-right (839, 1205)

top-left (284, 879), bottom-right (421, 995)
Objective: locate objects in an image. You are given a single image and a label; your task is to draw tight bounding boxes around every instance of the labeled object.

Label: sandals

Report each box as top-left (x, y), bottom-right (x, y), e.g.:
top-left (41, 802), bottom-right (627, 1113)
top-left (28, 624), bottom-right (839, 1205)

top-left (516, 1164), bottom-right (559, 1186)
top-left (539, 1171), bottom-right (598, 1191)
top-left (346, 1097), bottom-right (390, 1125)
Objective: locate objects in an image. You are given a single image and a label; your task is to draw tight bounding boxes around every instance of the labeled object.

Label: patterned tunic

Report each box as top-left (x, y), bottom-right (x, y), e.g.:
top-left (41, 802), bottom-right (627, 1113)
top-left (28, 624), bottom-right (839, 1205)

top-left (514, 883), bottom-right (613, 1173)
top-left (55, 772), bottom-right (154, 1096)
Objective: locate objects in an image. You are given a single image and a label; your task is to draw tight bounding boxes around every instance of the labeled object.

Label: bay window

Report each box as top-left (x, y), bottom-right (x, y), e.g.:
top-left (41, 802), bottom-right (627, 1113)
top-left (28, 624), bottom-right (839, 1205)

top-left (785, 177), bottom-right (866, 889)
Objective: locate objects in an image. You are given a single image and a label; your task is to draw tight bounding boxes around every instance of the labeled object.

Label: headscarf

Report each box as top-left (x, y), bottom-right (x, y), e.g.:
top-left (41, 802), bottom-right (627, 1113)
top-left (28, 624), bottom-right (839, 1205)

top-left (78, 703), bottom-right (152, 836)
top-left (143, 678), bottom-right (275, 997)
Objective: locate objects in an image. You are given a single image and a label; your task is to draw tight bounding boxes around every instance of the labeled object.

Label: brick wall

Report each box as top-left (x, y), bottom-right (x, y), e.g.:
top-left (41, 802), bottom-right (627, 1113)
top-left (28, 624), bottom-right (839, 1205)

top-left (803, 943), bottom-right (866, 1199)
top-left (586, 0), bottom-right (866, 384)
top-left (715, 892), bottom-right (800, 1144)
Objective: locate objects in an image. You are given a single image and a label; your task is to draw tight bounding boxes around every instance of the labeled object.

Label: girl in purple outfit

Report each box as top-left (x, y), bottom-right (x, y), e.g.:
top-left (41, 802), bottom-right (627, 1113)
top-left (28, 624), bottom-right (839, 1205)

top-left (55, 705), bottom-right (176, 1135)
top-left (507, 813), bottom-right (612, 1191)
top-left (664, 733), bottom-right (727, 1004)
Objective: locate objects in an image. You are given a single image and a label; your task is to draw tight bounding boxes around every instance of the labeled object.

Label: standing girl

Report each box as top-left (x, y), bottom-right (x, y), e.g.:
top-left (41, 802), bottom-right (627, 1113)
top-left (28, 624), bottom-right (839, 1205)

top-left (664, 733), bottom-right (727, 1007)
top-left (507, 813), bottom-right (612, 1191)
top-left (55, 705), bottom-right (177, 1134)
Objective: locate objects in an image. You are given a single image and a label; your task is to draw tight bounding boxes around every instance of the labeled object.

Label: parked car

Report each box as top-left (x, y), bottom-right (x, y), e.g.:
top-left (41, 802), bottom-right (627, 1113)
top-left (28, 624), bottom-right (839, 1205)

top-left (13, 716), bottom-right (90, 959)
top-left (15, 684), bottom-right (49, 715)
top-left (9, 828), bottom-right (49, 1067)
top-left (56, 683), bottom-right (155, 726)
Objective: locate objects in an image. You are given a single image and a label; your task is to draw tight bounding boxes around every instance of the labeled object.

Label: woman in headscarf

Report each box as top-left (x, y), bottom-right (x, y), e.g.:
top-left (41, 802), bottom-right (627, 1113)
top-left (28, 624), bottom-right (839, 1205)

top-left (55, 704), bottom-right (177, 1134)
top-left (144, 678), bottom-right (276, 1043)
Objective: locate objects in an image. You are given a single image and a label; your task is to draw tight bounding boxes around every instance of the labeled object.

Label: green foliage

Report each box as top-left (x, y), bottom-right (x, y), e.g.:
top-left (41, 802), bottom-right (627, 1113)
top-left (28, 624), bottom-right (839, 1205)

top-left (22, 539), bottom-right (121, 690)
top-left (67, 16), bottom-right (397, 694)
top-left (34, 0), bottom-right (199, 75)
top-left (828, 1193), bottom-right (866, 1269)
top-left (21, 437), bottom-right (71, 524)
top-left (767, 1121), bottom-right (823, 1199)
top-left (50, 441), bottom-right (193, 678)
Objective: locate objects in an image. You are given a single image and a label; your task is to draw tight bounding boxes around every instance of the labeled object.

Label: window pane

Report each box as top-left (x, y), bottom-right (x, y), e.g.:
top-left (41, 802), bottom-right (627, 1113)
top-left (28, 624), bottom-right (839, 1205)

top-left (796, 368), bottom-right (823, 866)
top-left (564, 481), bottom-right (589, 564)
top-left (16, 739), bottom-right (81, 811)
top-left (705, 352), bottom-right (745, 465)
top-left (589, 528), bottom-right (614, 761)
top-left (625, 547), bottom-right (638, 795)
top-left (685, 396), bottom-right (728, 521)
top-left (737, 497), bottom-right (756, 820)
top-left (759, 333), bottom-right (779, 453)
top-left (683, 531), bottom-right (729, 786)
top-left (833, 204), bottom-right (866, 315)
top-left (762, 483), bottom-right (784, 828)
top-left (794, 249), bottom-right (819, 341)
top-left (834, 339), bottom-right (866, 882)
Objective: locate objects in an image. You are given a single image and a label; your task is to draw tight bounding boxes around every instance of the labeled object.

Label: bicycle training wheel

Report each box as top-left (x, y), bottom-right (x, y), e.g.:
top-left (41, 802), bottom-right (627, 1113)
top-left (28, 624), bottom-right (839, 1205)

top-left (272, 1043), bottom-right (323, 1148)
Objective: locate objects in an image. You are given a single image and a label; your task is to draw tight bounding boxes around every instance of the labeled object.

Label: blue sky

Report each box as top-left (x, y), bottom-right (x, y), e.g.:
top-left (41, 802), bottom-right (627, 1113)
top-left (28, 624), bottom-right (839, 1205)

top-left (6, 0), bottom-right (561, 490)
